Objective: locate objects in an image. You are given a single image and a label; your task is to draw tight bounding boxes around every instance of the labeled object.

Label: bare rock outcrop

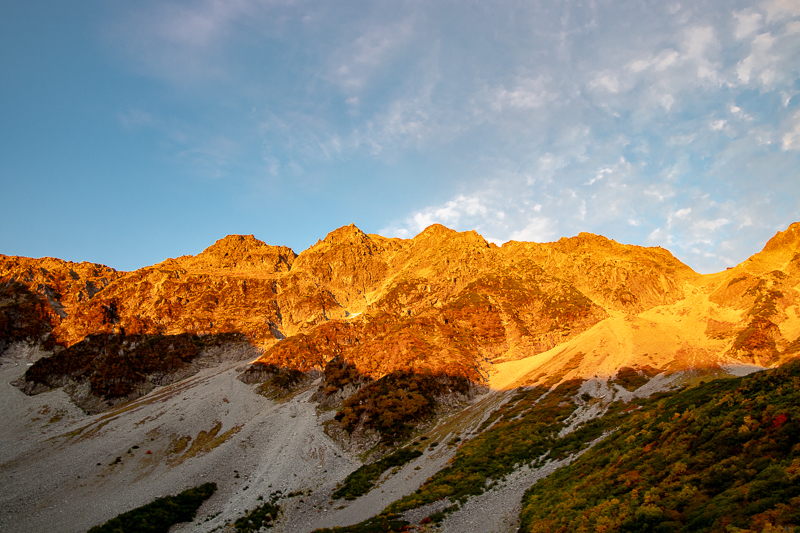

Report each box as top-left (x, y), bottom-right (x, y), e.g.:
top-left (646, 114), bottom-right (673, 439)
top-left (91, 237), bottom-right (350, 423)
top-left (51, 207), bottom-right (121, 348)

top-left (4, 221), bottom-right (800, 400)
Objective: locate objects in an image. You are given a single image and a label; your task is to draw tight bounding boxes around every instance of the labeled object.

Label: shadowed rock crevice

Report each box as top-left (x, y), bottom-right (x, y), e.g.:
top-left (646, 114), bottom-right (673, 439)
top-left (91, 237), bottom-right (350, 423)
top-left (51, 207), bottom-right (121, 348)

top-left (0, 282), bottom-right (60, 354)
top-left (15, 332), bottom-right (259, 413)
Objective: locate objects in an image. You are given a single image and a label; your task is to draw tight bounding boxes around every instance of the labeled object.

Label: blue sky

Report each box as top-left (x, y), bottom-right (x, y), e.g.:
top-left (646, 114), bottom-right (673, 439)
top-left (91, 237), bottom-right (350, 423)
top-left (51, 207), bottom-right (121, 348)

top-left (1, 0), bottom-right (799, 273)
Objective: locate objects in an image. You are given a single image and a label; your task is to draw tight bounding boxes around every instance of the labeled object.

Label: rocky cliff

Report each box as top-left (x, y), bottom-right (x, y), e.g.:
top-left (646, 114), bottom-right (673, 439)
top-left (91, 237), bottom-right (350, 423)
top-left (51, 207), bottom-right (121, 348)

top-left (3, 223), bottom-right (800, 395)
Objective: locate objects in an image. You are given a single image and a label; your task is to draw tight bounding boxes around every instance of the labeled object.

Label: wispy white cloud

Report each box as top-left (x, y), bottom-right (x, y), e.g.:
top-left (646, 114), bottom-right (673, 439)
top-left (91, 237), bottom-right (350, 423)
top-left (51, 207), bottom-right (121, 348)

top-left (586, 167), bottom-right (614, 186)
top-left (682, 26), bottom-right (722, 84)
top-left (764, 0), bottom-right (800, 21)
top-left (710, 119), bottom-right (727, 131)
top-left (737, 32), bottom-right (778, 86)
top-left (671, 208), bottom-right (693, 222)
top-left (694, 218), bottom-right (731, 231)
top-left (177, 136), bottom-right (241, 174)
top-left (103, 0), bottom-right (800, 274)
top-left (781, 90), bottom-right (799, 107)
top-left (782, 110), bottom-right (800, 151)
top-left (108, 0), bottom-right (269, 82)
top-left (733, 9), bottom-right (763, 39)
top-left (380, 194), bottom-right (497, 238)
top-left (508, 217), bottom-right (558, 243)
top-left (328, 19), bottom-right (415, 93)
top-left (490, 76), bottom-right (558, 110)
top-left (589, 73), bottom-right (621, 93)
top-left (628, 50), bottom-right (681, 73)
top-left (118, 109), bottom-right (158, 129)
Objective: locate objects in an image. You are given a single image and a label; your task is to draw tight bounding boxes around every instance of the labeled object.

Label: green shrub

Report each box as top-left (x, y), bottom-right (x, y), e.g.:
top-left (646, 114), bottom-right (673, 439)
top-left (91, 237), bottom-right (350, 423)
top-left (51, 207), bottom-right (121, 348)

top-left (233, 491), bottom-right (282, 532)
top-left (87, 482), bottom-right (217, 533)
top-left (387, 379), bottom-right (592, 513)
top-left (333, 448), bottom-right (423, 500)
top-left (428, 504), bottom-right (459, 523)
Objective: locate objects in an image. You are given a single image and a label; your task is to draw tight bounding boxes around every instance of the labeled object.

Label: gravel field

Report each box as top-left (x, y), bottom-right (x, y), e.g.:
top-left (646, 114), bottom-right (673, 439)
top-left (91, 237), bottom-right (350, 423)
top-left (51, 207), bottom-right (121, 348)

top-left (1, 339), bottom-right (633, 533)
top-left (0, 341), bottom-right (508, 533)
top-left (0, 341), bottom-right (358, 533)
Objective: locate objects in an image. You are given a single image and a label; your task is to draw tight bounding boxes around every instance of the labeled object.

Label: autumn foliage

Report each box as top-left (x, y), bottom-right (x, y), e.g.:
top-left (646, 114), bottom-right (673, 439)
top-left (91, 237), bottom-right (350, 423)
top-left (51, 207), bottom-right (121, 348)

top-left (518, 359), bottom-right (800, 533)
top-left (334, 370), bottom-right (470, 443)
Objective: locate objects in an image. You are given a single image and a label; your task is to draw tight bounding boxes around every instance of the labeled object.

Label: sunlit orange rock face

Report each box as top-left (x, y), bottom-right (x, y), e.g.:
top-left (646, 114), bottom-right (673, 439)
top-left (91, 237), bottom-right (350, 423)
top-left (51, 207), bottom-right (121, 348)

top-left (500, 232), bottom-right (698, 313)
top-left (48, 235), bottom-right (298, 347)
top-left (704, 224), bottom-right (800, 366)
top-left (2, 222), bottom-right (800, 383)
top-left (0, 256), bottom-right (119, 352)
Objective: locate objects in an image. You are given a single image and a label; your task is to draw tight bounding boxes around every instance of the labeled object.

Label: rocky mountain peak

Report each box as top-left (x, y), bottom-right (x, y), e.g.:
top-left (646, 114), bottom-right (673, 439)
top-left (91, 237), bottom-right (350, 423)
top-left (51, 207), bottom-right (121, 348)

top-left (321, 223), bottom-right (369, 246)
top-left (735, 222), bottom-right (800, 276)
top-left (3, 221), bottom-right (800, 391)
top-left (414, 224), bottom-right (460, 243)
top-left (412, 224), bottom-right (490, 250)
top-left (189, 234), bottom-right (296, 272)
top-left (296, 224), bottom-right (382, 261)
top-left (761, 222), bottom-right (800, 253)
top-left (557, 232), bottom-right (615, 250)
top-left (199, 234), bottom-right (268, 258)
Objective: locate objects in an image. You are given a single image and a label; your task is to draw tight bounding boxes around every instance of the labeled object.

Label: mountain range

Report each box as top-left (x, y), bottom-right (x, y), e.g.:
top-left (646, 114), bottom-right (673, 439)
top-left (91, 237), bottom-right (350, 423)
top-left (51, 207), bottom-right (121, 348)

top-left (1, 222), bottom-right (798, 532)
